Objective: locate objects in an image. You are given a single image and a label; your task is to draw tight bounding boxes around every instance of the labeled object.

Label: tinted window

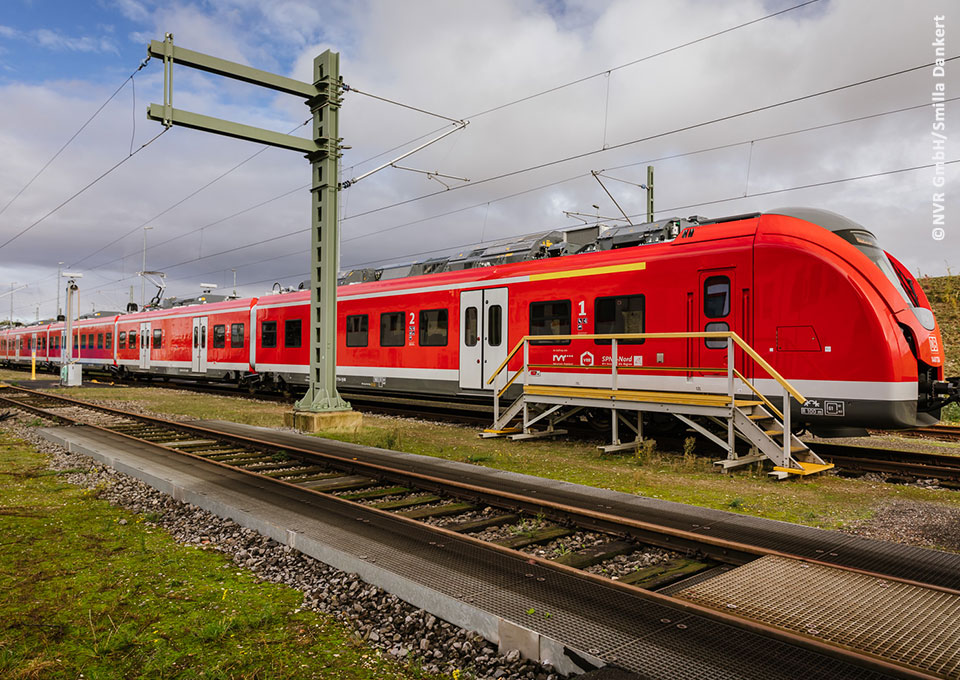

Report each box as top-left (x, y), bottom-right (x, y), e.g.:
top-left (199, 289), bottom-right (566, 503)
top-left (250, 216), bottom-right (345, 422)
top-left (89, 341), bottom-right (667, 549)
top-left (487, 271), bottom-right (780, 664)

top-left (704, 276), bottom-right (730, 318)
top-left (153, 329), bottom-right (162, 349)
top-left (380, 312), bottom-right (404, 347)
top-left (105, 332), bottom-right (112, 349)
top-left (261, 321), bottom-right (277, 348)
top-left (74, 334), bottom-right (79, 349)
top-left (97, 333), bottom-right (103, 349)
top-left (212, 324), bottom-right (226, 348)
top-left (530, 300), bottom-right (571, 345)
top-left (284, 319), bottom-right (302, 348)
top-left (464, 307), bottom-right (478, 347)
top-left (705, 321), bottom-right (730, 349)
top-left (419, 309), bottom-right (448, 346)
top-left (595, 295), bottom-right (645, 345)
top-left (81, 334), bottom-right (86, 349)
top-left (346, 315), bottom-right (368, 347)
top-left (119, 331), bottom-right (126, 349)
top-left (231, 323), bottom-right (245, 348)
top-left (488, 305), bottom-right (502, 347)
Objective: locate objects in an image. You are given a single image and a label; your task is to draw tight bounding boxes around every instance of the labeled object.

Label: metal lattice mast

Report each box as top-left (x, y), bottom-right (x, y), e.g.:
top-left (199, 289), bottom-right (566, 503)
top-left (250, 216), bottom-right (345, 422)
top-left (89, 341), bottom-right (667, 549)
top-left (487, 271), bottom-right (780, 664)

top-left (296, 51), bottom-right (351, 412)
top-left (146, 34), bottom-right (353, 420)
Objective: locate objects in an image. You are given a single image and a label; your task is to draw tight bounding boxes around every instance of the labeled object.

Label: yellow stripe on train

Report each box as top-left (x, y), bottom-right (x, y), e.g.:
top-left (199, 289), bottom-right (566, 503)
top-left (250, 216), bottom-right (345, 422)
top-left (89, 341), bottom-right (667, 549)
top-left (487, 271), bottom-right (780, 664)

top-left (529, 261), bottom-right (646, 282)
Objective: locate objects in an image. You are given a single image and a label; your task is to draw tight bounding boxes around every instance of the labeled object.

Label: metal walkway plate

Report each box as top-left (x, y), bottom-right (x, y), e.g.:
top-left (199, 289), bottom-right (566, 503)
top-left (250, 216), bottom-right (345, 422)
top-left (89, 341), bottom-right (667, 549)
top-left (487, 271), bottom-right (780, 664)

top-left (672, 555), bottom-right (960, 678)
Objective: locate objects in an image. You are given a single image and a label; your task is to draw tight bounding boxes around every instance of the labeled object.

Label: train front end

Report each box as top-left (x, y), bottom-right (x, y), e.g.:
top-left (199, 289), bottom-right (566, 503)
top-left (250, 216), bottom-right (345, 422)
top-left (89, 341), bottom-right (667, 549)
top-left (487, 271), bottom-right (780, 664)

top-left (757, 208), bottom-right (956, 432)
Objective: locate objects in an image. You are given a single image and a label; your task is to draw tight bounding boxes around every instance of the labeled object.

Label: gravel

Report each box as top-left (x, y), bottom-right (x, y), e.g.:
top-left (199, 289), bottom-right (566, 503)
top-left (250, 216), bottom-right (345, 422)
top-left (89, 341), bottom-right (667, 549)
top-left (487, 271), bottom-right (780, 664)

top-left (841, 500), bottom-right (960, 552)
top-left (4, 413), bottom-right (559, 680)
top-left (584, 549), bottom-right (675, 580)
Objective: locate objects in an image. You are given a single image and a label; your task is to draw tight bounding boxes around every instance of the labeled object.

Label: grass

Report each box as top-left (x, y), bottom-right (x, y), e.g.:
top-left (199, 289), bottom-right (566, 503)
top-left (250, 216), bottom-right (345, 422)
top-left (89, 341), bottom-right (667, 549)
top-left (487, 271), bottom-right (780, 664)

top-left (0, 431), bottom-right (433, 680)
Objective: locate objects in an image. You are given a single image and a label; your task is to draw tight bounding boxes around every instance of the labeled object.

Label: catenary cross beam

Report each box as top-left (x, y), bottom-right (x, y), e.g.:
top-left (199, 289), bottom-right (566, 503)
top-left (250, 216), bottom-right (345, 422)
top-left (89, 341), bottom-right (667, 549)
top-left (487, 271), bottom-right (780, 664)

top-left (146, 33), bottom-right (351, 414)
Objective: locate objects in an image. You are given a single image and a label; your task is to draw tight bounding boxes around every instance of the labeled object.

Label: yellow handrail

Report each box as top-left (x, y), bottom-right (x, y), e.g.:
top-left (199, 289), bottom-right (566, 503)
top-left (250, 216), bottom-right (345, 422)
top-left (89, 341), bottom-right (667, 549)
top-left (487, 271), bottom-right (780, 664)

top-left (486, 331), bottom-right (805, 404)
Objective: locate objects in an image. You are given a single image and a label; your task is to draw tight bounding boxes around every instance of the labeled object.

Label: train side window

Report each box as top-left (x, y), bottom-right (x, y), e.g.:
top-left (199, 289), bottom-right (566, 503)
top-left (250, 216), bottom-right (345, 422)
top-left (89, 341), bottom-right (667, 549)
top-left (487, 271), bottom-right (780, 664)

top-left (119, 331), bottom-right (126, 349)
top-left (595, 295), bottom-right (645, 345)
top-left (97, 333), bottom-right (103, 349)
top-left (261, 321), bottom-right (277, 348)
top-left (529, 300), bottom-right (571, 345)
top-left (212, 324), bottom-right (226, 348)
top-left (105, 333), bottom-right (112, 349)
top-left (488, 305), bottom-right (502, 347)
top-left (464, 308), bottom-right (478, 347)
top-left (703, 276), bottom-right (730, 318)
top-left (419, 309), bottom-right (448, 347)
top-left (81, 335), bottom-right (87, 349)
top-left (284, 319), bottom-right (302, 348)
top-left (74, 335), bottom-right (79, 350)
top-left (380, 312), bottom-right (404, 347)
top-left (704, 321), bottom-right (730, 349)
top-left (128, 331), bottom-right (136, 350)
top-left (231, 323), bottom-right (245, 348)
top-left (153, 329), bottom-right (163, 349)
top-left (346, 315), bottom-right (368, 347)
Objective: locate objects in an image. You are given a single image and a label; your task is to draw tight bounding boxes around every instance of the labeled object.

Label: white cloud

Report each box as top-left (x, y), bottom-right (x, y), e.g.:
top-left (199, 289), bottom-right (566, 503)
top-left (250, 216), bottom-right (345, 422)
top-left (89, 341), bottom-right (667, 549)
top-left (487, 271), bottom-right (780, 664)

top-left (0, 0), bottom-right (957, 321)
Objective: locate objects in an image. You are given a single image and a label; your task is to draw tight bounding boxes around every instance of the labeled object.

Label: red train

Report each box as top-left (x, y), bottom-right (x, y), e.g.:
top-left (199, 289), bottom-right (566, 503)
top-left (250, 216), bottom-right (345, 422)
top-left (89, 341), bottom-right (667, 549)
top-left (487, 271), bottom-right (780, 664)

top-left (2, 208), bottom-right (955, 434)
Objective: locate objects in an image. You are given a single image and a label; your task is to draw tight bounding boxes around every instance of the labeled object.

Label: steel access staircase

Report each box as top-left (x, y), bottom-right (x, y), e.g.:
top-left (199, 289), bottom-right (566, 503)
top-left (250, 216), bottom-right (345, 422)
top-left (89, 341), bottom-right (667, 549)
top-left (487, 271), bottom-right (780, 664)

top-left (482, 331), bottom-right (833, 479)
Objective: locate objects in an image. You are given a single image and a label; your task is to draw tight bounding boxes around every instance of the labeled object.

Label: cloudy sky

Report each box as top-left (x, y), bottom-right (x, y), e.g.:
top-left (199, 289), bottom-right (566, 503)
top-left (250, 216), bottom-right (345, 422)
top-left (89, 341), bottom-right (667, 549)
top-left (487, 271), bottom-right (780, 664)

top-left (0, 0), bottom-right (955, 322)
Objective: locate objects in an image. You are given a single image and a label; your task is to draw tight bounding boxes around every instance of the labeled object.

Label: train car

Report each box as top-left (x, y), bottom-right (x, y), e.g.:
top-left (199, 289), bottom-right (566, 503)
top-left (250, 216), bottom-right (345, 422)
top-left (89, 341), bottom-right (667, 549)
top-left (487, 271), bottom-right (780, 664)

top-left (2, 207), bottom-right (955, 434)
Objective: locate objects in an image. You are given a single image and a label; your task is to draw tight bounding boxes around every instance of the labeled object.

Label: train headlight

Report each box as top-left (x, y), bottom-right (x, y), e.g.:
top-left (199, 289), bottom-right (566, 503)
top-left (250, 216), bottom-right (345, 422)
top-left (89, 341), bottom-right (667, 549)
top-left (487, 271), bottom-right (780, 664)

top-left (912, 306), bottom-right (936, 331)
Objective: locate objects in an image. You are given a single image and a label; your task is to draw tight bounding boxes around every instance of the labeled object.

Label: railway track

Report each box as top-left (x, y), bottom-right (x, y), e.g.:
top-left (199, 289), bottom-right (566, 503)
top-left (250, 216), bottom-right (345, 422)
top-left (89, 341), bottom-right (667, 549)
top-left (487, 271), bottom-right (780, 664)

top-left (900, 424), bottom-right (960, 442)
top-left (3, 383), bottom-right (960, 678)
top-left (811, 441), bottom-right (960, 487)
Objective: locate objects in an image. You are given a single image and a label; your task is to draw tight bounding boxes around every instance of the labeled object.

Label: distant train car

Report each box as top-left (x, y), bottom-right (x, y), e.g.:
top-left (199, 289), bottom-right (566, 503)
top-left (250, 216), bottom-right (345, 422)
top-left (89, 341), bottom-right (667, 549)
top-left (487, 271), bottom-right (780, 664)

top-left (2, 208), bottom-right (954, 434)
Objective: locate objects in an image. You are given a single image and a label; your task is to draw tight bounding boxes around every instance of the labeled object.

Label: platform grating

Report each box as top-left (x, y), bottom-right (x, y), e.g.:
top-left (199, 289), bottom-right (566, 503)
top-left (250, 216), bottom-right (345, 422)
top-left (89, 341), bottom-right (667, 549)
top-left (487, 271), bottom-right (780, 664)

top-left (673, 555), bottom-right (960, 677)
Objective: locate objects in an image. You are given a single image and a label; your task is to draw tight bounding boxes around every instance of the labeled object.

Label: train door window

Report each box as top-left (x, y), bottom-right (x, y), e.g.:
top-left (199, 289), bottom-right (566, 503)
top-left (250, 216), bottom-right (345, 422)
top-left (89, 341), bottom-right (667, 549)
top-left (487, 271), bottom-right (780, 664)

top-left (595, 295), bottom-right (645, 345)
top-left (201, 325), bottom-right (206, 349)
top-left (703, 276), bottom-right (730, 318)
top-left (703, 275), bottom-right (730, 348)
top-left (231, 323), bottom-right (245, 348)
top-left (346, 315), bottom-right (368, 347)
top-left (380, 312), bottom-right (404, 347)
top-left (119, 332), bottom-right (126, 349)
top-left (529, 300), bottom-right (571, 345)
top-left (419, 309), bottom-right (448, 347)
top-left (704, 321), bottom-right (730, 349)
top-left (284, 319), bottom-right (302, 348)
top-left (261, 321), bottom-right (277, 348)
top-left (488, 305), bottom-right (502, 347)
top-left (213, 324), bottom-right (226, 348)
top-left (153, 329), bottom-right (163, 349)
top-left (464, 308), bottom-right (478, 347)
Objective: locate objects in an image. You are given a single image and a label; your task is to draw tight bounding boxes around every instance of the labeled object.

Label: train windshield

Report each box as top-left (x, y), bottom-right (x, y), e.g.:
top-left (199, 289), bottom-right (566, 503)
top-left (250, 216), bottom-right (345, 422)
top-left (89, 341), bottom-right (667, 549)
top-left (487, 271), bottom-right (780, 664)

top-left (833, 228), bottom-right (935, 330)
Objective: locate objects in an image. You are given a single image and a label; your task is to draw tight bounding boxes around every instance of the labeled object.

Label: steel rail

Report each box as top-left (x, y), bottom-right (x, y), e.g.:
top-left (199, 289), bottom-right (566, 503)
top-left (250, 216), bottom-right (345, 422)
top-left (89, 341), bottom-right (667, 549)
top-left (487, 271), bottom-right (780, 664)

top-left (3, 383), bottom-right (959, 597)
top-left (0, 385), bottom-right (938, 679)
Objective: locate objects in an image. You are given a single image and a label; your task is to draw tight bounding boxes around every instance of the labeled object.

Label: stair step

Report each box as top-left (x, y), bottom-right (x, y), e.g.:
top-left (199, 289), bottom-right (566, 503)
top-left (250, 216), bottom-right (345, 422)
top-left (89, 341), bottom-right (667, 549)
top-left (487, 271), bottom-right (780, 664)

top-left (763, 429), bottom-right (783, 436)
top-left (748, 414), bottom-right (774, 421)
